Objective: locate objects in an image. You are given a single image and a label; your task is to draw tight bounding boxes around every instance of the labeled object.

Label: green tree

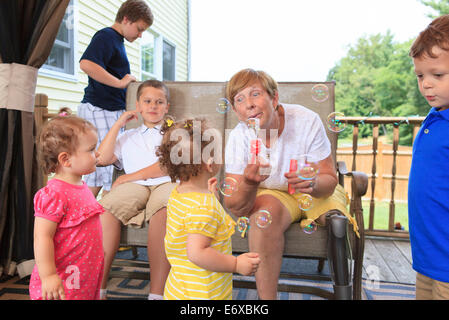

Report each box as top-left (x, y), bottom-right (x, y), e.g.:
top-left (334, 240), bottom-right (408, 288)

top-left (327, 32), bottom-right (428, 145)
top-left (421, 0), bottom-right (449, 16)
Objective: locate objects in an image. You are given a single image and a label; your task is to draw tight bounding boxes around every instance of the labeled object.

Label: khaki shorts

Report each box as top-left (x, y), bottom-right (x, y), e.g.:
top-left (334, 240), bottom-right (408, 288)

top-left (416, 273), bottom-right (449, 300)
top-left (257, 184), bottom-right (359, 237)
top-left (99, 182), bottom-right (177, 227)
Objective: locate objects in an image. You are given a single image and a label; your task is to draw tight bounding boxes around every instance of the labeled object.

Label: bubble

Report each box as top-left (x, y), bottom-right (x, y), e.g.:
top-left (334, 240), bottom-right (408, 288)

top-left (298, 163), bottom-right (319, 181)
top-left (218, 177), bottom-right (238, 197)
top-left (295, 154), bottom-right (320, 181)
top-left (216, 98), bottom-right (231, 114)
top-left (302, 219), bottom-right (317, 235)
top-left (311, 84), bottom-right (329, 103)
top-left (326, 112), bottom-right (347, 133)
top-left (298, 194), bottom-right (314, 211)
top-left (254, 210), bottom-right (272, 229)
top-left (237, 217), bottom-right (250, 233)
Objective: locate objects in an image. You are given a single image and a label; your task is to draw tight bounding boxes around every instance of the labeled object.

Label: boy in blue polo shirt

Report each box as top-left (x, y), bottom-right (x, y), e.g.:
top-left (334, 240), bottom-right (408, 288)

top-left (409, 15), bottom-right (449, 300)
top-left (77, 0), bottom-right (153, 197)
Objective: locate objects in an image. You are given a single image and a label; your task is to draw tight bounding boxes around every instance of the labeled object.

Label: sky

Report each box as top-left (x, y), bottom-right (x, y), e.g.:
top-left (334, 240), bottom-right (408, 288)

top-left (189, 0), bottom-right (433, 82)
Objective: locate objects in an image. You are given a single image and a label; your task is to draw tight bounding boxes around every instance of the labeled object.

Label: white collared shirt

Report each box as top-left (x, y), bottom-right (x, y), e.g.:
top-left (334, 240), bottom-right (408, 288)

top-left (114, 124), bottom-right (171, 186)
top-left (225, 103), bottom-right (331, 191)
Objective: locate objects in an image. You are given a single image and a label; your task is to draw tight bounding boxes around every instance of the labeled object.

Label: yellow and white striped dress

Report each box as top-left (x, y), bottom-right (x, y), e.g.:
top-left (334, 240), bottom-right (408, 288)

top-left (163, 187), bottom-right (236, 300)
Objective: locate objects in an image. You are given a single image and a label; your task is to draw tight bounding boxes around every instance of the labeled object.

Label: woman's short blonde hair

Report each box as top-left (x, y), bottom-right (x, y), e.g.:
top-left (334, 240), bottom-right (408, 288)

top-left (226, 68), bottom-right (278, 106)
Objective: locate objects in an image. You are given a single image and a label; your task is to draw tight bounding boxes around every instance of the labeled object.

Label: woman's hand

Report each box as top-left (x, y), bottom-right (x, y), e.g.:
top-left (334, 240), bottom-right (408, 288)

top-left (243, 157), bottom-right (270, 186)
top-left (41, 273), bottom-right (65, 300)
top-left (284, 171), bottom-right (315, 195)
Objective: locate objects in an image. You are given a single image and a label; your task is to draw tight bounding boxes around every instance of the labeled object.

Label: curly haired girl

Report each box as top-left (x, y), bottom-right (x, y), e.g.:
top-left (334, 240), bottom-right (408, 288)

top-left (157, 117), bottom-right (260, 300)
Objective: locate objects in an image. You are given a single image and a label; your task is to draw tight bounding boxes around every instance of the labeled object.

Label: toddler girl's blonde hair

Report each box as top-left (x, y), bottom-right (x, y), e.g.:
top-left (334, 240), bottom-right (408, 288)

top-left (37, 108), bottom-right (97, 174)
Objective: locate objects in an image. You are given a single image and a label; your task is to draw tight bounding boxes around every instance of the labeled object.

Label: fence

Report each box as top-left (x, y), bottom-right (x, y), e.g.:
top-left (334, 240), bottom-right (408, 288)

top-left (338, 141), bottom-right (412, 203)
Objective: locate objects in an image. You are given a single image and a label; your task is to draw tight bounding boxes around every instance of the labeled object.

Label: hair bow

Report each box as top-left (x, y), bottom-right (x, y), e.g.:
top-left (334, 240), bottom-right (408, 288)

top-left (166, 118), bottom-right (174, 127)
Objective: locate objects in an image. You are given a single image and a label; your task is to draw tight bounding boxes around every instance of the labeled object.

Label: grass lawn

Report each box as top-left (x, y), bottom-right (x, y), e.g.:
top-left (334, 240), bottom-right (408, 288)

top-left (361, 201), bottom-right (409, 231)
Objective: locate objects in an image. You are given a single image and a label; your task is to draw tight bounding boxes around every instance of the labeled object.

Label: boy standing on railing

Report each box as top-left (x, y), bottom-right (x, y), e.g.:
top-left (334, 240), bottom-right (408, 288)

top-left (408, 15), bottom-right (449, 300)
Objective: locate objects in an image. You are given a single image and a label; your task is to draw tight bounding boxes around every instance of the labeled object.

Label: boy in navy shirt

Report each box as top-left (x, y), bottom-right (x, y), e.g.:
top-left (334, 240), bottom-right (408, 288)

top-left (78, 0), bottom-right (153, 197)
top-left (409, 15), bottom-right (449, 299)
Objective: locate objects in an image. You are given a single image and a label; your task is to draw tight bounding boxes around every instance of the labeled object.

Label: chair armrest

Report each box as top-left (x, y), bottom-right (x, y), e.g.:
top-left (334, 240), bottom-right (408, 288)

top-left (336, 161), bottom-right (368, 197)
top-left (336, 161), bottom-right (367, 301)
top-left (336, 161), bottom-right (368, 235)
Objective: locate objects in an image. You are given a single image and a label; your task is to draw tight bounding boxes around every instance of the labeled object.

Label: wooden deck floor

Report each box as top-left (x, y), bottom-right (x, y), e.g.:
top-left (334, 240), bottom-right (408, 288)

top-left (363, 237), bottom-right (415, 284)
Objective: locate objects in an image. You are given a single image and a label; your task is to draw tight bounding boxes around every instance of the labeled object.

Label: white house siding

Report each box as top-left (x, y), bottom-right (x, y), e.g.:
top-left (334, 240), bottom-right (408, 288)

top-left (36, 0), bottom-right (189, 112)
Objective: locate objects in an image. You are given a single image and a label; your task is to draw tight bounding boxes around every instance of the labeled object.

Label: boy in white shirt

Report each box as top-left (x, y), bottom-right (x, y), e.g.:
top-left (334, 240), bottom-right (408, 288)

top-left (96, 80), bottom-right (176, 300)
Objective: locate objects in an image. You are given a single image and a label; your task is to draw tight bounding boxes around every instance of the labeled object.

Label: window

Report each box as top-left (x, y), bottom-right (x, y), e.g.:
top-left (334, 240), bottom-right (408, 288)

top-left (141, 31), bottom-right (156, 80)
top-left (140, 31), bottom-right (176, 81)
top-left (163, 40), bottom-right (176, 81)
top-left (42, 0), bottom-right (75, 75)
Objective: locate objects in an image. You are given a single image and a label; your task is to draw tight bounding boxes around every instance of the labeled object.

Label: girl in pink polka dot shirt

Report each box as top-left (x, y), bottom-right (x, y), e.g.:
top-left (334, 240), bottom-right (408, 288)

top-left (29, 109), bottom-right (104, 300)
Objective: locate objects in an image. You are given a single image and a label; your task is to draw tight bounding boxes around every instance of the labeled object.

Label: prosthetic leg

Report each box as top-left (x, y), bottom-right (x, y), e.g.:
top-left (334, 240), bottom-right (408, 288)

top-left (326, 213), bottom-right (352, 300)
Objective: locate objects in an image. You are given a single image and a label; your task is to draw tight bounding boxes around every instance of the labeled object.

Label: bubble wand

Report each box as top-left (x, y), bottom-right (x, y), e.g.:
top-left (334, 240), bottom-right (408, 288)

top-left (288, 159), bottom-right (298, 194)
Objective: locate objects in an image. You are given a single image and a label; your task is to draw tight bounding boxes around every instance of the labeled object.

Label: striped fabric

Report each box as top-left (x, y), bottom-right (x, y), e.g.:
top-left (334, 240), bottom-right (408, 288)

top-left (164, 188), bottom-right (236, 300)
top-left (77, 102), bottom-right (124, 190)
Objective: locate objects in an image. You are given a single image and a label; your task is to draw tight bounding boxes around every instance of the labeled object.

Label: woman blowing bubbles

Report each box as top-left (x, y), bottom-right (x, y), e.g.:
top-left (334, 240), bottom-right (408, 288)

top-left (224, 69), bottom-right (358, 300)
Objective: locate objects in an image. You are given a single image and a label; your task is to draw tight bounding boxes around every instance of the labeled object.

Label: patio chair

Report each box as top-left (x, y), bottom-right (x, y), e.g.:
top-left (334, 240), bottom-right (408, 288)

top-left (111, 81), bottom-right (368, 300)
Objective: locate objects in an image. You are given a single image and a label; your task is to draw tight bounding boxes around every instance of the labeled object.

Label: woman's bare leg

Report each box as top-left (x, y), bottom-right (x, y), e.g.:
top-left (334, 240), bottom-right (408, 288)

top-left (248, 195), bottom-right (292, 300)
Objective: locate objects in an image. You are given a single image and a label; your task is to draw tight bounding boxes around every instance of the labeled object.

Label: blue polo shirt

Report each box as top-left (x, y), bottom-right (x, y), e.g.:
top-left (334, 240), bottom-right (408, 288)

top-left (408, 107), bottom-right (449, 282)
top-left (80, 27), bottom-right (130, 111)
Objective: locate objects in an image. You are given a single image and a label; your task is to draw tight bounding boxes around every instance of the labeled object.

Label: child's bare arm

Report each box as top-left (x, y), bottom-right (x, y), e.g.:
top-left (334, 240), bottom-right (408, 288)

top-left (34, 217), bottom-right (65, 300)
top-left (111, 161), bottom-right (166, 189)
top-left (97, 110), bottom-right (139, 166)
top-left (80, 59), bottom-right (136, 89)
top-left (186, 233), bottom-right (260, 276)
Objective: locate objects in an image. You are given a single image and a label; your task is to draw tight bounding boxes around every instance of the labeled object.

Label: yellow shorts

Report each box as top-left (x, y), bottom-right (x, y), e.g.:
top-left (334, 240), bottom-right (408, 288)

top-left (256, 184), bottom-right (359, 236)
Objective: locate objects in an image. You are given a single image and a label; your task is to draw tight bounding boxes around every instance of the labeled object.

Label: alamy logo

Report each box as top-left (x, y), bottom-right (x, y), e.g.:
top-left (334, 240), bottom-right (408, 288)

top-left (365, 264), bottom-right (380, 289)
top-left (65, 265), bottom-right (80, 289)
top-left (65, 5), bottom-right (75, 30)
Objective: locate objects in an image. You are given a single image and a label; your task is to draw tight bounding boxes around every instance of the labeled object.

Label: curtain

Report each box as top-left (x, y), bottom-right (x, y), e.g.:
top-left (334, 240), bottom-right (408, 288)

top-left (0, 0), bottom-right (70, 278)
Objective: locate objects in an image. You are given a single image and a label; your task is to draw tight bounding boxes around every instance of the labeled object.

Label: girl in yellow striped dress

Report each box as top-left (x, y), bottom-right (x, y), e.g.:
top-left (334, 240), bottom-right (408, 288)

top-left (156, 118), bottom-right (260, 300)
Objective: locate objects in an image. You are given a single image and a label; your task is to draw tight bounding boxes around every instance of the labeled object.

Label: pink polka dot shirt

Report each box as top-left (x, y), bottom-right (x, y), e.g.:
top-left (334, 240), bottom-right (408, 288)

top-left (29, 179), bottom-right (104, 300)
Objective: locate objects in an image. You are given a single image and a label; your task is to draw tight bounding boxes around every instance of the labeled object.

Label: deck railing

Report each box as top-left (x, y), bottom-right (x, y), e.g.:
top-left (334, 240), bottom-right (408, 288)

top-left (336, 116), bottom-right (425, 239)
top-left (34, 94), bottom-right (426, 239)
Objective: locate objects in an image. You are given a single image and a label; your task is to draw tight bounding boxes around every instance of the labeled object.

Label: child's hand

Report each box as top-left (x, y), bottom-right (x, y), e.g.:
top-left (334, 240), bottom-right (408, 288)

top-left (117, 110), bottom-right (139, 128)
top-left (41, 273), bottom-right (66, 300)
top-left (235, 252), bottom-right (261, 276)
top-left (111, 174), bottom-right (131, 189)
top-left (118, 74), bottom-right (137, 89)
top-left (207, 177), bottom-right (219, 198)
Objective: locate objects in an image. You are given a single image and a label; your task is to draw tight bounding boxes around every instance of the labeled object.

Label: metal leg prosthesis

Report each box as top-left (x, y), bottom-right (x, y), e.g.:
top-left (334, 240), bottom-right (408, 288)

top-left (326, 213), bottom-right (353, 300)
